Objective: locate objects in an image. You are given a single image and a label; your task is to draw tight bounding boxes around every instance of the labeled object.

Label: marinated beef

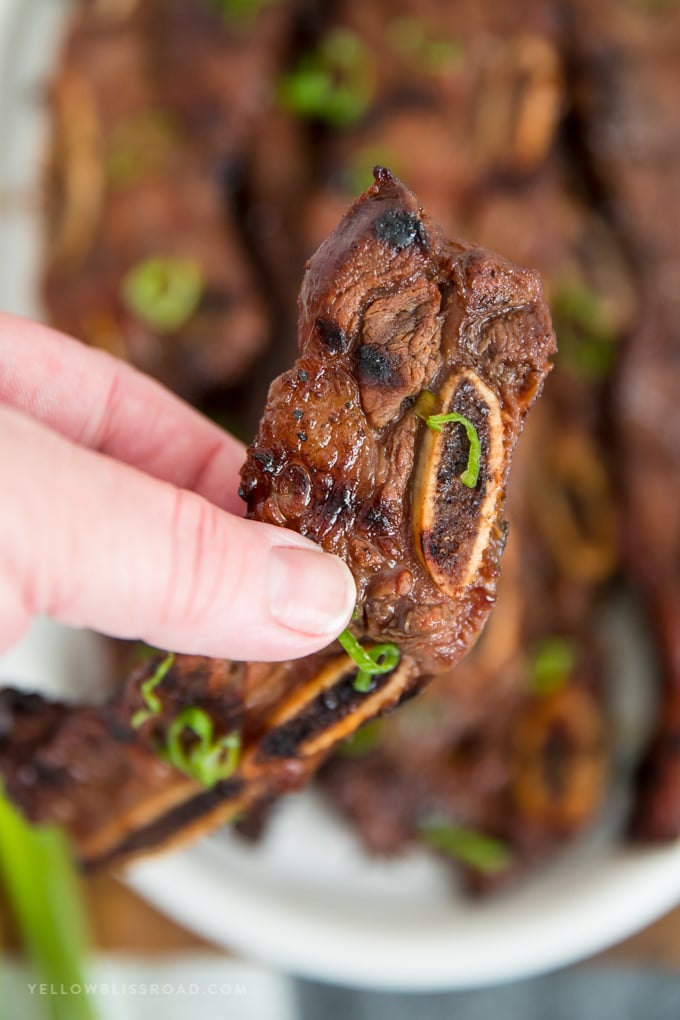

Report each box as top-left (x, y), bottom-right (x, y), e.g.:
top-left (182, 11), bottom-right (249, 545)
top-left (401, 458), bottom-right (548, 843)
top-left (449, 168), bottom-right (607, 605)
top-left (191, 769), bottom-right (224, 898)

top-left (0, 171), bottom-right (554, 867)
top-left (241, 168), bottom-right (554, 670)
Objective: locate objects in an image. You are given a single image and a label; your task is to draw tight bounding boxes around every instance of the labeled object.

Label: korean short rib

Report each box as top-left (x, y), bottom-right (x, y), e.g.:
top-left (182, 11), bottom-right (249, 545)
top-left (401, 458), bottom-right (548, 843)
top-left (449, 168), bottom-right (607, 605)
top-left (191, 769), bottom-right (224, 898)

top-left (0, 170), bottom-right (555, 867)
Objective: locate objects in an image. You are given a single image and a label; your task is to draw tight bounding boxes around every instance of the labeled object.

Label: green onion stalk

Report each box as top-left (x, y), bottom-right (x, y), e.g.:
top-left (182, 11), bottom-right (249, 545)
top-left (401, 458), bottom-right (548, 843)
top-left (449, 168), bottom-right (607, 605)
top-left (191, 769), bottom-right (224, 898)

top-left (421, 411), bottom-right (481, 488)
top-left (337, 628), bottom-right (400, 692)
top-left (0, 792), bottom-right (97, 1020)
top-left (418, 817), bottom-right (513, 874)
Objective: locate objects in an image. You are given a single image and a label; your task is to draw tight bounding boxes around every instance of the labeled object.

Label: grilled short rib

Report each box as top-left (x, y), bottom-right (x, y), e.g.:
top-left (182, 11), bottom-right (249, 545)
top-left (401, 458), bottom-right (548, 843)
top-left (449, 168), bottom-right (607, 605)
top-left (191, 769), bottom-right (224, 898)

top-left (0, 171), bottom-right (555, 866)
top-left (241, 167), bottom-right (554, 672)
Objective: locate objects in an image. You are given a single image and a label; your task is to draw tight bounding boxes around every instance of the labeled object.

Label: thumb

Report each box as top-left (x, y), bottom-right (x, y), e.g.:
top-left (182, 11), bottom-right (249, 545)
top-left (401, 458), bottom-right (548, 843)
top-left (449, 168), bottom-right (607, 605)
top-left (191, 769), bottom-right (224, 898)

top-left (0, 406), bottom-right (356, 661)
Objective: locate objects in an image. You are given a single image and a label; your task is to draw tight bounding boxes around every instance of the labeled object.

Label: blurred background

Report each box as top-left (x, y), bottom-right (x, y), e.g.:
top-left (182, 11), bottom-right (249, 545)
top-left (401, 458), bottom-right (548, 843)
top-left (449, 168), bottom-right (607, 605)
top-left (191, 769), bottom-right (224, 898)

top-left (2, 0), bottom-right (680, 1016)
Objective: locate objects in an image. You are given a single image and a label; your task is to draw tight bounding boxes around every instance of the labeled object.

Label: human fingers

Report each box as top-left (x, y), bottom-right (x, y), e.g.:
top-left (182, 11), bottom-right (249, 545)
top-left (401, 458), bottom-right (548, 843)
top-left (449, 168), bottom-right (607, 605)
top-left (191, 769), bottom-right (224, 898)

top-left (0, 313), bottom-right (247, 514)
top-left (0, 406), bottom-right (356, 660)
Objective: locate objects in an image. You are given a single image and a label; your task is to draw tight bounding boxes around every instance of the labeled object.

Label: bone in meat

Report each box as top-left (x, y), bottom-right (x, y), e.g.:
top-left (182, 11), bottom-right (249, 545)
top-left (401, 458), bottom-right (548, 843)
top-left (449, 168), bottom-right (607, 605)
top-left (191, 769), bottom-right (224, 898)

top-left (0, 170), bottom-right (555, 867)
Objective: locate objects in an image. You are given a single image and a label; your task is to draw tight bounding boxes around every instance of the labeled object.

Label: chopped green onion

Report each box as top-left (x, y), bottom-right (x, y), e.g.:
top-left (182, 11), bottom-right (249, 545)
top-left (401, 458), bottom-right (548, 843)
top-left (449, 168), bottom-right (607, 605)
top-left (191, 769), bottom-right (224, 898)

top-left (131, 652), bottom-right (175, 729)
top-left (278, 29), bottom-right (375, 127)
top-left (121, 256), bottom-right (203, 333)
top-left (0, 792), bottom-right (97, 1020)
top-left (551, 280), bottom-right (618, 380)
top-left (338, 628), bottom-right (400, 693)
top-left (530, 637), bottom-right (576, 697)
top-left (163, 708), bottom-right (241, 787)
top-left (130, 656), bottom-right (240, 786)
top-left (418, 817), bottom-right (513, 874)
top-left (420, 412), bottom-right (481, 487)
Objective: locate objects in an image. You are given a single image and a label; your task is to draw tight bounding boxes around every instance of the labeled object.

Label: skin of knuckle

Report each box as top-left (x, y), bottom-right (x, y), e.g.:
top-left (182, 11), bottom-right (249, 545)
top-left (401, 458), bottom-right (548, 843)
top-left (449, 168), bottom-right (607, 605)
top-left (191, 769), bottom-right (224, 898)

top-left (161, 489), bottom-right (233, 628)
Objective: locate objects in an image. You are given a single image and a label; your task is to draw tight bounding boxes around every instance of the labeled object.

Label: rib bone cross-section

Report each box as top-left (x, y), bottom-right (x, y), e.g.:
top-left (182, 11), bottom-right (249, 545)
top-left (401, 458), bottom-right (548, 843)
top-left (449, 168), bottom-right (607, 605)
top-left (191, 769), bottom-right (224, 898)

top-left (0, 170), bottom-right (555, 867)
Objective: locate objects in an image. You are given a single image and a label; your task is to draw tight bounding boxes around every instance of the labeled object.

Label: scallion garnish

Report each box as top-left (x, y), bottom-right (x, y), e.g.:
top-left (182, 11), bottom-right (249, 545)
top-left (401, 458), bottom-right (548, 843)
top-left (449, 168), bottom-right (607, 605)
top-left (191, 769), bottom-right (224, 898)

top-left (0, 791), bottom-right (97, 1020)
top-left (530, 637), bottom-right (576, 697)
top-left (278, 29), bottom-right (375, 127)
top-left (338, 628), bottom-right (400, 693)
top-left (131, 652), bottom-right (175, 729)
top-left (121, 256), bottom-right (203, 333)
top-left (551, 280), bottom-right (618, 380)
top-left (418, 817), bottom-right (513, 874)
top-left (129, 655), bottom-right (240, 787)
top-left (420, 412), bottom-right (481, 488)
top-left (163, 708), bottom-right (241, 788)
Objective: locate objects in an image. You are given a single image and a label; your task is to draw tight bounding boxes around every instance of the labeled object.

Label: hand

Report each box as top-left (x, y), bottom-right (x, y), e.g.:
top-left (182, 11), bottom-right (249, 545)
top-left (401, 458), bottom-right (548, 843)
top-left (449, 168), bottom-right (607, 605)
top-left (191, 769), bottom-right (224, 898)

top-left (0, 314), bottom-right (355, 660)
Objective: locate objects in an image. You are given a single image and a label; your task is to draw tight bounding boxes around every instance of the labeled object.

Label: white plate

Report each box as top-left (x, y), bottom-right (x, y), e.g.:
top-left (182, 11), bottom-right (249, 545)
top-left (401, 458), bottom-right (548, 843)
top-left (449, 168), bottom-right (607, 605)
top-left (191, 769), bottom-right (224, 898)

top-left (2, 613), bottom-right (679, 991)
top-left (3, 0), bottom-right (680, 992)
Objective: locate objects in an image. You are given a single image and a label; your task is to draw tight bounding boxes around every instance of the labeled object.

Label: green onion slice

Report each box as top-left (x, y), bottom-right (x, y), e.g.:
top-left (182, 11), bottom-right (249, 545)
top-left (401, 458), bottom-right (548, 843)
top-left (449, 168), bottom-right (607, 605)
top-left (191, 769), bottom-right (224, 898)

top-left (164, 708), bottom-right (241, 788)
top-left (551, 280), bottom-right (618, 380)
top-left (278, 29), bottom-right (375, 127)
top-left (131, 652), bottom-right (175, 729)
top-left (0, 791), bottom-right (97, 1020)
top-left (530, 637), bottom-right (576, 696)
top-left (421, 412), bottom-right (481, 487)
top-left (121, 256), bottom-right (203, 334)
top-left (418, 817), bottom-right (514, 874)
top-left (338, 628), bottom-right (400, 693)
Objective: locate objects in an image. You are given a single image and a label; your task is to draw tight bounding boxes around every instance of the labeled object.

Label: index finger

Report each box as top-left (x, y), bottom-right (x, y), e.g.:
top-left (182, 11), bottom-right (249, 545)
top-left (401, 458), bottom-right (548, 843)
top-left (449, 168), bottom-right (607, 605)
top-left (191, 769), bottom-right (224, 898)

top-left (0, 313), bottom-right (247, 514)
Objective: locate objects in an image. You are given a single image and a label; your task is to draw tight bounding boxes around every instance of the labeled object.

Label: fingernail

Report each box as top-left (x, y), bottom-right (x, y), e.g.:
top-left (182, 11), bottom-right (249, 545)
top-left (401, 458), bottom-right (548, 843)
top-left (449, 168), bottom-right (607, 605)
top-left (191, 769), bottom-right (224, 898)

top-left (268, 546), bottom-right (356, 637)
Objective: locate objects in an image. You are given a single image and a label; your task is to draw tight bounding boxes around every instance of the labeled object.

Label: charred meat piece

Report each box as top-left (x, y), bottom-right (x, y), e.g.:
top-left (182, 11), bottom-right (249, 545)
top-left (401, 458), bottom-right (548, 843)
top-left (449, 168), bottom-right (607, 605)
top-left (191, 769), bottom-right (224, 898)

top-left (241, 168), bottom-right (554, 673)
top-left (0, 172), bottom-right (554, 867)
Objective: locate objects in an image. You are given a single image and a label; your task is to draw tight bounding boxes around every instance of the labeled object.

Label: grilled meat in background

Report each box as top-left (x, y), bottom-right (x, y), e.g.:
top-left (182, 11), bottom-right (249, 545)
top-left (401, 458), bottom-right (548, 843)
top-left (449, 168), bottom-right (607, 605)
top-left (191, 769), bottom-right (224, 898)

top-left (31, 0), bottom-right (680, 888)
top-left (43, 0), bottom-right (295, 408)
top-left (565, 0), bottom-right (680, 842)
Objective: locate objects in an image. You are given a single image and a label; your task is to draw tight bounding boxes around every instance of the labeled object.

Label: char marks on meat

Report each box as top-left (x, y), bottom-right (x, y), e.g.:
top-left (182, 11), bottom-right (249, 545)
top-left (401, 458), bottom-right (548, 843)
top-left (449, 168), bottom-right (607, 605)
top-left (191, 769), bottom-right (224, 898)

top-left (0, 172), bottom-right (553, 867)
top-left (241, 169), bottom-right (554, 673)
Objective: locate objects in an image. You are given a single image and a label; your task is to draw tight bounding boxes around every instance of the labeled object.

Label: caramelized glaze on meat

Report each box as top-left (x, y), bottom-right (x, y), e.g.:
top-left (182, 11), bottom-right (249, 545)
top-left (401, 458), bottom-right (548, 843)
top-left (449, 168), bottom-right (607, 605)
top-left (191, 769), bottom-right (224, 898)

top-left (241, 168), bottom-right (555, 672)
top-left (0, 171), bottom-right (554, 867)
